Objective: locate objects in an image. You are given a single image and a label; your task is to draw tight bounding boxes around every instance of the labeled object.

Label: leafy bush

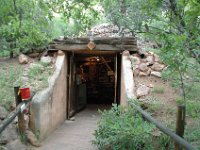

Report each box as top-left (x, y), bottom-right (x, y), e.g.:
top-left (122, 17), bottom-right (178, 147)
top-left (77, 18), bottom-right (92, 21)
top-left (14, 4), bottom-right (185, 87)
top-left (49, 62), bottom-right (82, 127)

top-left (93, 104), bottom-right (155, 150)
top-left (185, 121), bottom-right (200, 149)
top-left (187, 101), bottom-right (200, 118)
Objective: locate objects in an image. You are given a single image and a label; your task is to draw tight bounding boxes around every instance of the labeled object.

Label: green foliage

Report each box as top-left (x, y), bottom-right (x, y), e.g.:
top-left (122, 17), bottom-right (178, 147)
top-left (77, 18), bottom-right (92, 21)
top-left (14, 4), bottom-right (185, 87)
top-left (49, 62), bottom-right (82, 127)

top-left (28, 65), bottom-right (44, 78)
top-left (185, 121), bottom-right (200, 149)
top-left (101, 0), bottom-right (150, 34)
top-left (0, 0), bottom-right (102, 57)
top-left (176, 97), bottom-right (185, 105)
top-left (98, 0), bottom-right (200, 147)
top-left (156, 134), bottom-right (172, 150)
top-left (163, 61), bottom-right (200, 118)
top-left (51, 17), bottom-right (67, 37)
top-left (101, 0), bottom-right (200, 119)
top-left (187, 101), bottom-right (200, 118)
top-left (19, 132), bottom-right (27, 144)
top-left (147, 100), bottom-right (163, 113)
top-left (93, 104), bottom-right (156, 150)
top-left (101, 0), bottom-right (200, 75)
top-left (0, 0), bottom-right (52, 56)
top-left (161, 68), bottom-right (172, 81)
top-left (47, 0), bottom-right (101, 36)
top-left (93, 104), bottom-right (175, 149)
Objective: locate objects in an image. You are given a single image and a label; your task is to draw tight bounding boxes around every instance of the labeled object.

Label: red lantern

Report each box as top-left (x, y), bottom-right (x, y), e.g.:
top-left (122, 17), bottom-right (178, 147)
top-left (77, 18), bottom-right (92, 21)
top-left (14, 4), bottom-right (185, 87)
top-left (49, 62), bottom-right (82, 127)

top-left (20, 87), bottom-right (31, 101)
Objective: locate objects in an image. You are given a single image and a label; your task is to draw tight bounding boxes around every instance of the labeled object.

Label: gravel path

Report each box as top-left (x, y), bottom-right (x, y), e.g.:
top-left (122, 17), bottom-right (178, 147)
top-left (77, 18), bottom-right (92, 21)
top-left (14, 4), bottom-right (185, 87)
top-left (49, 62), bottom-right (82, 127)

top-left (35, 105), bottom-right (106, 150)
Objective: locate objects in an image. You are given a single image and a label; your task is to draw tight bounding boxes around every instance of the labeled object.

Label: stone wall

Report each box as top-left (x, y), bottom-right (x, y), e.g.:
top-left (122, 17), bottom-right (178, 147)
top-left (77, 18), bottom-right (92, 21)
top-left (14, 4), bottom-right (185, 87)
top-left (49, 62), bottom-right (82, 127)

top-left (120, 51), bottom-right (135, 106)
top-left (30, 54), bottom-right (67, 140)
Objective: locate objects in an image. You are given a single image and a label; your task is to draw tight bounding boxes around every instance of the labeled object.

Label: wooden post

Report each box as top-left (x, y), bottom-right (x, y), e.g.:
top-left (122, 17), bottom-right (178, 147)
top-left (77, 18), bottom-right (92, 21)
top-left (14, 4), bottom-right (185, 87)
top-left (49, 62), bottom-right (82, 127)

top-left (114, 54), bottom-right (117, 104)
top-left (175, 105), bottom-right (186, 150)
top-left (14, 86), bottom-right (26, 135)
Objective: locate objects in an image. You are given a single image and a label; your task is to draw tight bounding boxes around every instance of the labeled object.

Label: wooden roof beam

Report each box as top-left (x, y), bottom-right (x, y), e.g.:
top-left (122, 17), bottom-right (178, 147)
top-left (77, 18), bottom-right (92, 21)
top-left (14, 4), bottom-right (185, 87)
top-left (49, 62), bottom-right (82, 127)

top-left (51, 37), bottom-right (137, 45)
top-left (50, 44), bottom-right (138, 52)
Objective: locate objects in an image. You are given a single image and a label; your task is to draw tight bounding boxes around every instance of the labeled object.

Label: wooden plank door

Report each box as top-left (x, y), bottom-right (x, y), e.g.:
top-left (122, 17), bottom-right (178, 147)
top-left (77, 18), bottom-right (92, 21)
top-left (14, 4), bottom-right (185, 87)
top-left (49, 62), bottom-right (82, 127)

top-left (76, 83), bottom-right (87, 111)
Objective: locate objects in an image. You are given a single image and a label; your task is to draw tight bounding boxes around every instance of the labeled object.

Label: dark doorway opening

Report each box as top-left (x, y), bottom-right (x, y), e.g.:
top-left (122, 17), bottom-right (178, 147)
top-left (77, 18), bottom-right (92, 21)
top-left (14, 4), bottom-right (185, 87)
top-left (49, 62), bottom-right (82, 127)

top-left (67, 50), bottom-right (121, 117)
top-left (75, 53), bottom-right (116, 107)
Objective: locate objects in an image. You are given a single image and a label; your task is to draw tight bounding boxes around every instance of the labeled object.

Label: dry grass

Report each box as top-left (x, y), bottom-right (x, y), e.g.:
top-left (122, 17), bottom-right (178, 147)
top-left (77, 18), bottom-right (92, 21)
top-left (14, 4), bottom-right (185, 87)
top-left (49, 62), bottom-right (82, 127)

top-left (0, 61), bottom-right (23, 110)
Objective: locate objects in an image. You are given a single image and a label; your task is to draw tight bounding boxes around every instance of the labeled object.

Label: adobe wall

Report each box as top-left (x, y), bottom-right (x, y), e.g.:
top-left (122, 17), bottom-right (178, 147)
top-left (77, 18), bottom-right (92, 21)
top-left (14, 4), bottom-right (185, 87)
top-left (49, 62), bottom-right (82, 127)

top-left (120, 51), bottom-right (135, 106)
top-left (30, 53), bottom-right (67, 140)
top-left (29, 50), bottom-right (135, 140)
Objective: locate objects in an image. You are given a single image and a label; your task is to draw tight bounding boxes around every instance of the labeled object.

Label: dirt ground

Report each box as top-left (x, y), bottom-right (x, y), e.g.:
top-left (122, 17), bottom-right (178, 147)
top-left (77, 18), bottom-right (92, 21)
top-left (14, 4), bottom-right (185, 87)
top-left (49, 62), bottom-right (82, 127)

top-left (0, 56), bottom-right (54, 96)
top-left (134, 75), bottom-right (180, 126)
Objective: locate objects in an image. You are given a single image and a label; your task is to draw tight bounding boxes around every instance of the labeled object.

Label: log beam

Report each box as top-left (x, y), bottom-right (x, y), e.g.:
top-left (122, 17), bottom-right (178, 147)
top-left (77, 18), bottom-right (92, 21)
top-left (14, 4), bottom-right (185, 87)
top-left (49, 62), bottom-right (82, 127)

top-left (50, 44), bottom-right (138, 52)
top-left (51, 37), bottom-right (137, 45)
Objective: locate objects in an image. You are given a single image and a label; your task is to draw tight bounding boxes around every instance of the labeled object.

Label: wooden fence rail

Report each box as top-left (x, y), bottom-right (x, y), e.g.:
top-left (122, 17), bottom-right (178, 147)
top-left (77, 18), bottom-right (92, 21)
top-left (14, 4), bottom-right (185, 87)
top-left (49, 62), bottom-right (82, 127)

top-left (0, 87), bottom-right (33, 134)
top-left (129, 101), bottom-right (196, 150)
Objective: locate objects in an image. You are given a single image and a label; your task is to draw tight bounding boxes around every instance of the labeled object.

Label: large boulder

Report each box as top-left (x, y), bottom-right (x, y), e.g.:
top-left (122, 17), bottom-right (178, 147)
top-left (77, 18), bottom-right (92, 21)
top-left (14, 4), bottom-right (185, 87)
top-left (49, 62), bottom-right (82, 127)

top-left (138, 63), bottom-right (148, 72)
top-left (136, 84), bottom-right (150, 98)
top-left (139, 71), bottom-right (149, 77)
top-left (130, 55), bottom-right (140, 65)
top-left (146, 54), bottom-right (155, 65)
top-left (18, 54), bottom-right (29, 64)
top-left (139, 69), bottom-right (151, 77)
top-left (151, 62), bottom-right (165, 71)
top-left (151, 71), bottom-right (162, 78)
top-left (40, 56), bottom-right (52, 64)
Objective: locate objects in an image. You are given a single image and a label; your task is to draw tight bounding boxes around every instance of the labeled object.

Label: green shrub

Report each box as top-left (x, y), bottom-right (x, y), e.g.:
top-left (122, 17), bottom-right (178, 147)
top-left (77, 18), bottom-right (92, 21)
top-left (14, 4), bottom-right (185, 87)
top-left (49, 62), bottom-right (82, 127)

top-left (93, 104), bottom-right (155, 150)
top-left (187, 101), bottom-right (200, 118)
top-left (185, 121), bottom-right (200, 149)
top-left (28, 65), bottom-right (44, 78)
top-left (147, 101), bottom-right (163, 113)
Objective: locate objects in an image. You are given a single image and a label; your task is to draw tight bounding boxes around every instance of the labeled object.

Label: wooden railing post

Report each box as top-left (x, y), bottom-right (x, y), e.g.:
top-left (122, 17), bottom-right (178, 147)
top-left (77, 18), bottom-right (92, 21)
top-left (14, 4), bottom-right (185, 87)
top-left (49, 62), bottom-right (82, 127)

top-left (175, 105), bottom-right (186, 150)
top-left (14, 86), bottom-right (26, 135)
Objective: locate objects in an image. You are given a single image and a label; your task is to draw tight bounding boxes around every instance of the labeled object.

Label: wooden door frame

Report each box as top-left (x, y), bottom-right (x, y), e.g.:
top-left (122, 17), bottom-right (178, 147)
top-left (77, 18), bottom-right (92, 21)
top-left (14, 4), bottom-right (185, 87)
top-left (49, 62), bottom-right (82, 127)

top-left (67, 52), bottom-right (76, 119)
top-left (114, 53), bottom-right (118, 104)
top-left (66, 53), bottom-right (70, 119)
top-left (116, 53), bottom-right (122, 105)
top-left (66, 50), bottom-right (122, 118)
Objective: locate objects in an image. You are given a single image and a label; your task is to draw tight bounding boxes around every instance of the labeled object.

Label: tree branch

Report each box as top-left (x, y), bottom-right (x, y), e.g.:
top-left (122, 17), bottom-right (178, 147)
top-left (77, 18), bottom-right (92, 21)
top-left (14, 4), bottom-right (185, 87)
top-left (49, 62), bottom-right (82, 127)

top-left (12, 0), bottom-right (22, 28)
top-left (168, 0), bottom-right (186, 34)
